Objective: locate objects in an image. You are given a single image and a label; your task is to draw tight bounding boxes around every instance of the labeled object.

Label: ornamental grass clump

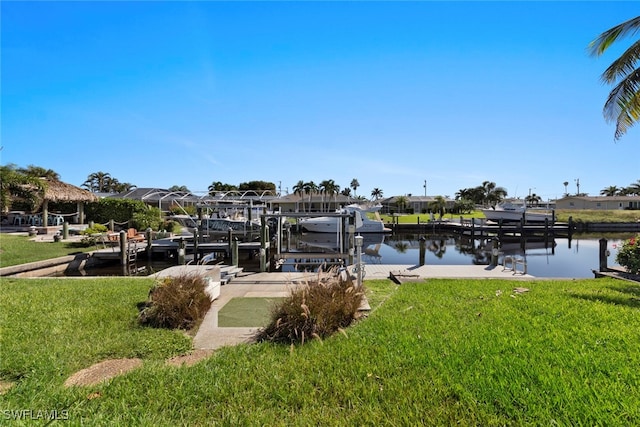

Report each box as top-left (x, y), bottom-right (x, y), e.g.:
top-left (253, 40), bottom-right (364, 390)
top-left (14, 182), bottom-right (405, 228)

top-left (616, 234), bottom-right (640, 275)
top-left (255, 269), bottom-right (365, 344)
top-left (138, 274), bottom-right (211, 330)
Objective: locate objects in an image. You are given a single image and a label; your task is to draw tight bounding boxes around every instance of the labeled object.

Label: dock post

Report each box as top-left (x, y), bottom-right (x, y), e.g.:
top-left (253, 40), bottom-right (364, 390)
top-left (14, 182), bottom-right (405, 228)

top-left (178, 237), bottom-right (186, 265)
top-left (227, 227), bottom-right (233, 262)
top-left (232, 238), bottom-right (239, 267)
top-left (544, 218), bottom-right (549, 240)
top-left (490, 237), bottom-right (499, 267)
top-left (260, 216), bottom-right (268, 272)
top-left (119, 230), bottom-right (127, 266)
top-left (146, 228), bottom-right (152, 261)
top-left (599, 238), bottom-right (608, 272)
top-left (193, 228), bottom-right (199, 264)
top-left (470, 218), bottom-right (475, 239)
top-left (62, 221), bottom-right (69, 240)
top-left (568, 216), bottom-right (574, 238)
top-left (419, 236), bottom-right (426, 266)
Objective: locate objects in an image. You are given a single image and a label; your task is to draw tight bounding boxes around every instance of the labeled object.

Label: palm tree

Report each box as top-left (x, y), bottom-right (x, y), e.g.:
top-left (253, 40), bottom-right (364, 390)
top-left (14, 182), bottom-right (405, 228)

top-left (319, 179), bottom-right (340, 212)
top-left (371, 188), bottom-right (383, 201)
top-left (82, 171), bottom-right (112, 193)
top-left (0, 164), bottom-right (45, 213)
top-left (600, 185), bottom-right (620, 196)
top-left (589, 16), bottom-right (640, 140)
top-left (350, 178), bottom-right (360, 198)
top-left (303, 181), bottom-right (317, 212)
top-left (429, 195), bottom-right (447, 219)
top-left (395, 195), bottom-right (409, 214)
top-left (525, 193), bottom-right (542, 207)
top-left (563, 181), bottom-right (569, 196)
top-left (480, 181), bottom-right (507, 206)
top-left (292, 180), bottom-right (305, 212)
top-left (168, 185), bottom-right (190, 193)
top-left (625, 179), bottom-right (640, 196)
top-left (19, 165), bottom-right (60, 181)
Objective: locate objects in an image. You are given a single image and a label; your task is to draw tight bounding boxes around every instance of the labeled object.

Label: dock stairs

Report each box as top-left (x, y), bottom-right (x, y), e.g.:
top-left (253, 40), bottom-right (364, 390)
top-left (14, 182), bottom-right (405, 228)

top-left (220, 265), bottom-right (244, 285)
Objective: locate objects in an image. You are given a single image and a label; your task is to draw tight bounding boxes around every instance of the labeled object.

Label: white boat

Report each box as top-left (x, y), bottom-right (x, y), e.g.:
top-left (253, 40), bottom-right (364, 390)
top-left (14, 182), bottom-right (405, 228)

top-left (299, 204), bottom-right (391, 233)
top-left (481, 202), bottom-right (553, 223)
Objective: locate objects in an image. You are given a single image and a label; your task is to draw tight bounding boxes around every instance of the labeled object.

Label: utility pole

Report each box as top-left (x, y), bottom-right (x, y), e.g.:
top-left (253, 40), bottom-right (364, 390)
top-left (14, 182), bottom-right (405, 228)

top-left (575, 178), bottom-right (580, 196)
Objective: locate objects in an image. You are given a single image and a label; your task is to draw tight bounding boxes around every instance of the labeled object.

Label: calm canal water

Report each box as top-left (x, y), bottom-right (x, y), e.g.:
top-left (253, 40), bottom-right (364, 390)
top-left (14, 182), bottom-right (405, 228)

top-left (289, 232), bottom-right (636, 279)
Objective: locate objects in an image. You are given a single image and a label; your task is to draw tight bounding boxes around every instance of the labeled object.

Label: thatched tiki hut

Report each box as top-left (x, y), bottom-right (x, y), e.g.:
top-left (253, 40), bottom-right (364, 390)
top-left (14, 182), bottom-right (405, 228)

top-left (40, 179), bottom-right (99, 225)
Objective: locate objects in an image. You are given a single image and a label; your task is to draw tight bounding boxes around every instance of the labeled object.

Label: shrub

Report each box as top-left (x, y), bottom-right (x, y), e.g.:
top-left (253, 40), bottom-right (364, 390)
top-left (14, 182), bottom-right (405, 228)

top-left (255, 269), bottom-right (365, 344)
top-left (79, 223), bottom-right (109, 246)
top-left (138, 274), bottom-right (212, 330)
top-left (616, 235), bottom-right (640, 275)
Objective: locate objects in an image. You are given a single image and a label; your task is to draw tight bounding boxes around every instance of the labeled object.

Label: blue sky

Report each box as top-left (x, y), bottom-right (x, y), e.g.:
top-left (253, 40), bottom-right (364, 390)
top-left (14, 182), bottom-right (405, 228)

top-left (2, 1), bottom-right (638, 201)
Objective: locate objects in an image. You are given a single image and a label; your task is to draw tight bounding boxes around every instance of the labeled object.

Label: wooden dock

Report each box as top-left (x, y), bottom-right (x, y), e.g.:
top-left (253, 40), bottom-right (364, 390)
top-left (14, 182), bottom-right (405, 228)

top-left (391, 219), bottom-right (571, 238)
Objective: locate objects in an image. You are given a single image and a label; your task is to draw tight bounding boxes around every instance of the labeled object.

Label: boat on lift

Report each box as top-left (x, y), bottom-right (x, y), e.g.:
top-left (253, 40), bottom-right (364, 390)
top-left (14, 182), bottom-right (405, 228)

top-left (299, 204), bottom-right (391, 233)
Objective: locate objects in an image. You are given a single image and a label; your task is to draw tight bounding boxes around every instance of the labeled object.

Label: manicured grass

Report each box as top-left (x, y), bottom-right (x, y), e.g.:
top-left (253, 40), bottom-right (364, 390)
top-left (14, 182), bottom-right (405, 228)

top-left (2, 277), bottom-right (639, 425)
top-left (0, 234), bottom-right (92, 267)
top-left (0, 277), bottom-right (191, 412)
top-left (218, 297), bottom-right (283, 327)
top-left (382, 209), bottom-right (640, 224)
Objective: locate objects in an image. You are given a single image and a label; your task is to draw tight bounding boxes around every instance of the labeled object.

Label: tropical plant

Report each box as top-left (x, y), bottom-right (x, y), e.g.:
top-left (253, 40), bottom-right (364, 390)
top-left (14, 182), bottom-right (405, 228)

top-left (0, 164), bottom-right (46, 212)
top-left (615, 235), bottom-right (640, 274)
top-left (453, 198), bottom-right (475, 214)
top-left (208, 181), bottom-right (238, 195)
top-left (395, 195), bottom-right (409, 214)
top-left (138, 274), bottom-right (212, 330)
top-left (19, 165), bottom-right (61, 181)
top-left (168, 185), bottom-right (190, 193)
top-left (238, 181), bottom-right (277, 193)
top-left (319, 179), bottom-right (339, 212)
top-left (292, 180), bottom-right (306, 212)
top-left (429, 195), bottom-right (447, 218)
top-left (304, 181), bottom-right (318, 212)
top-left (255, 269), bottom-right (364, 344)
top-left (82, 171), bottom-right (113, 193)
top-left (371, 188), bottom-right (383, 201)
top-left (600, 185), bottom-right (621, 196)
top-left (589, 16), bottom-right (640, 140)
top-left (525, 193), bottom-right (542, 207)
top-left (563, 181), bottom-right (569, 196)
top-left (480, 181), bottom-right (508, 206)
top-left (625, 180), bottom-right (640, 196)
top-left (350, 178), bottom-right (360, 197)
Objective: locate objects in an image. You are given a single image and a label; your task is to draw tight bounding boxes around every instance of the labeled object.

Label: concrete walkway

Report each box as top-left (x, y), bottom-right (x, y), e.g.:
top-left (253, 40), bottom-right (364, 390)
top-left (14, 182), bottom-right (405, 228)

top-left (193, 264), bottom-right (534, 350)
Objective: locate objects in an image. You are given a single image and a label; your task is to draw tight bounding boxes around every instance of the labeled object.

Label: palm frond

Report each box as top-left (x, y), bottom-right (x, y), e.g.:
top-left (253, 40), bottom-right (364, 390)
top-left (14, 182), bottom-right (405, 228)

top-left (601, 39), bottom-right (640, 83)
top-left (588, 16), bottom-right (640, 57)
top-left (603, 69), bottom-right (640, 140)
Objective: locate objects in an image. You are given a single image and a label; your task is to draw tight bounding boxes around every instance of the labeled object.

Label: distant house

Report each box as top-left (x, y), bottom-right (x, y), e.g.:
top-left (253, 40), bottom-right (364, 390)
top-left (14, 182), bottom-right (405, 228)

top-left (274, 193), bottom-right (358, 213)
top-left (380, 196), bottom-right (456, 214)
top-left (555, 196), bottom-right (640, 210)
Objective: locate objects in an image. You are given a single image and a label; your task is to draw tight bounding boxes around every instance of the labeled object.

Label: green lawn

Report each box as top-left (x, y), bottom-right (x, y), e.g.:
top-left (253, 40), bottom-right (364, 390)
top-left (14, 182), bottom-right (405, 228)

top-left (0, 234), bottom-right (92, 267)
top-left (380, 209), bottom-right (640, 224)
top-left (2, 277), bottom-right (639, 425)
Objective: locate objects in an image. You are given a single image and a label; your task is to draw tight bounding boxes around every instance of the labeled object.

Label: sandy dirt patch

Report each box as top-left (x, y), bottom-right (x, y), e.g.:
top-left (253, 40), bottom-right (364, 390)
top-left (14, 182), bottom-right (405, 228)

top-left (165, 349), bottom-right (214, 367)
top-left (64, 358), bottom-right (143, 388)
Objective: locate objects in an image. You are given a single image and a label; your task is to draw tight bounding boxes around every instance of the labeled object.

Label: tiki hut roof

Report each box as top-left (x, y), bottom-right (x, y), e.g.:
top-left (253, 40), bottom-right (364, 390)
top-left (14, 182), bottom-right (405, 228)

top-left (41, 179), bottom-right (99, 203)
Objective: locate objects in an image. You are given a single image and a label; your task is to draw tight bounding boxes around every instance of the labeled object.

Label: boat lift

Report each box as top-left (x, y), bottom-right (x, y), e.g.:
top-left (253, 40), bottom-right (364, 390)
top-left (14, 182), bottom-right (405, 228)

top-left (259, 211), bottom-right (360, 272)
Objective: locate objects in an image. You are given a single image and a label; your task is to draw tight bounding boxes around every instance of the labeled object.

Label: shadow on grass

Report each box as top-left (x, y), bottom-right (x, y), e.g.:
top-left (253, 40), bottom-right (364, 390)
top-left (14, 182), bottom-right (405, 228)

top-left (571, 285), bottom-right (640, 309)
